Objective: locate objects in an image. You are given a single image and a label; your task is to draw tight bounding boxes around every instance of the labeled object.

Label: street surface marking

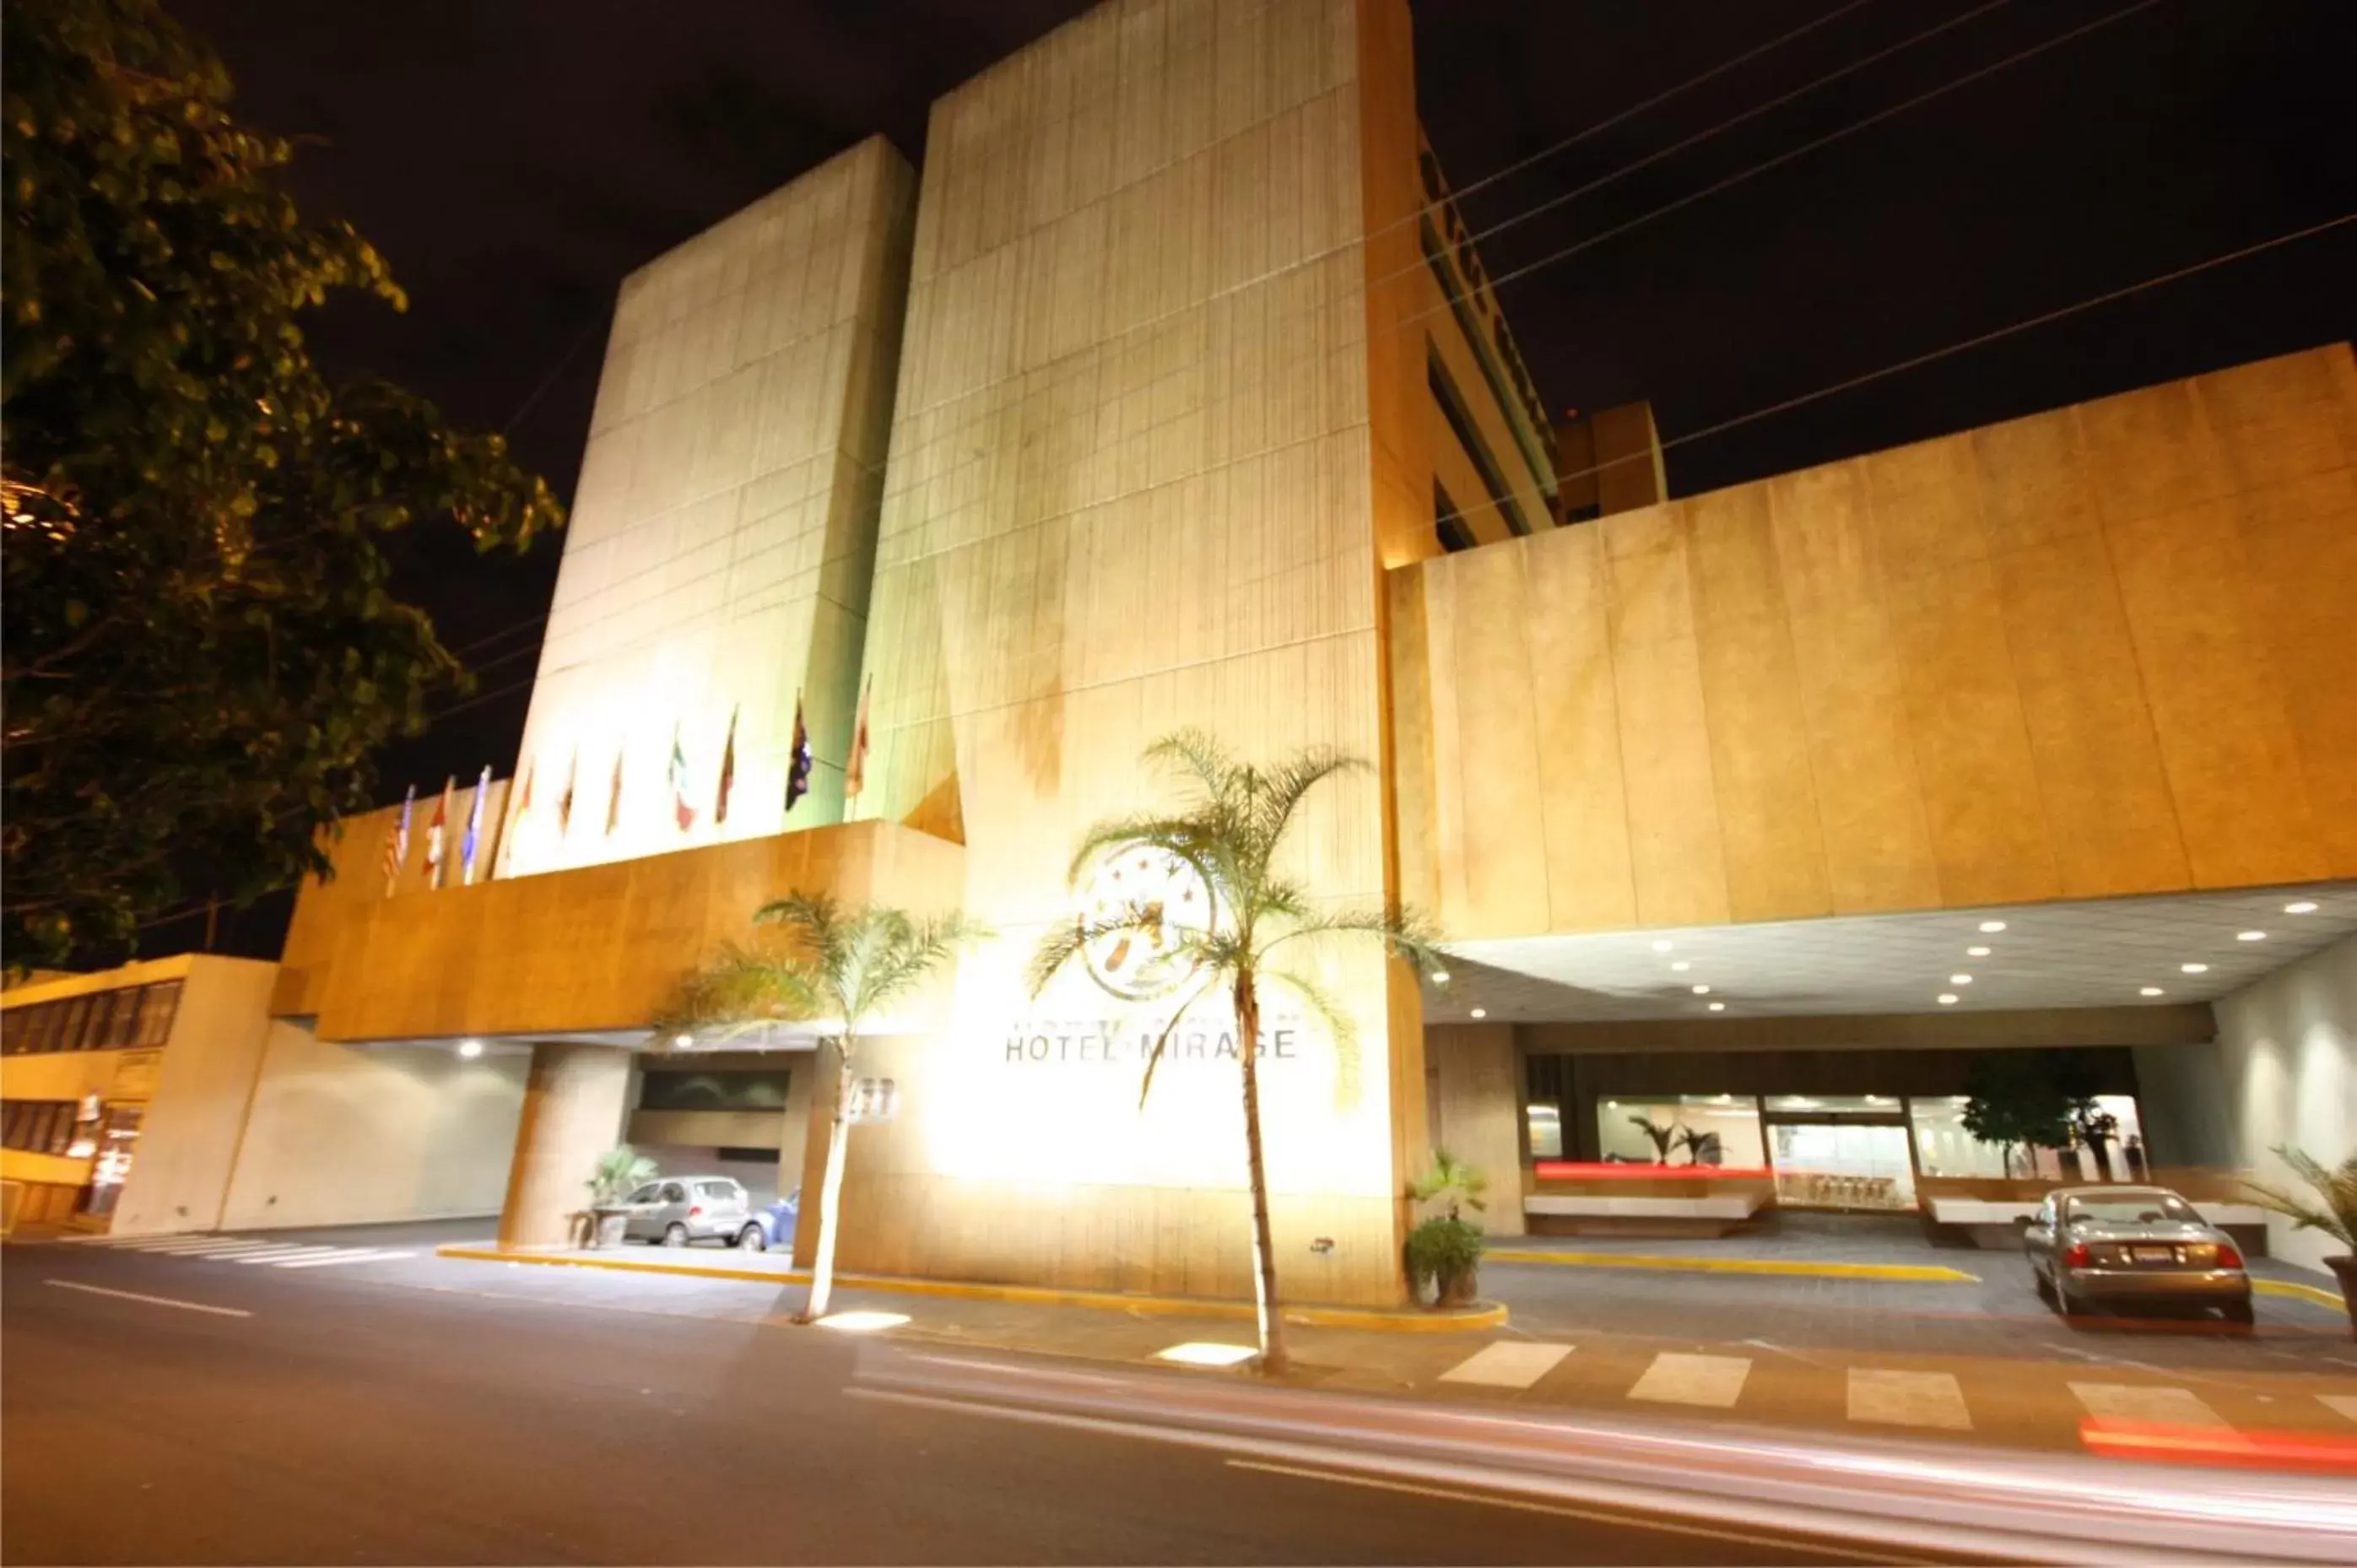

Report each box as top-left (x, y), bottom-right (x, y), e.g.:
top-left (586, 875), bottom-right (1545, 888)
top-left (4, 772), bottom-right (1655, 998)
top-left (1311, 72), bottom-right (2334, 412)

top-left (234, 1246), bottom-right (347, 1264)
top-left (1484, 1249), bottom-right (1976, 1283)
top-left (122, 1238), bottom-right (246, 1252)
top-left (272, 1249), bottom-right (415, 1268)
top-left (1846, 1368), bottom-right (1972, 1430)
top-left (148, 1241), bottom-right (294, 1258)
top-left (2069, 1382), bottom-right (2228, 1428)
top-left (2321, 1395), bottom-right (2357, 1425)
top-left (1439, 1342), bottom-right (1571, 1389)
top-left (2255, 1278), bottom-right (2347, 1310)
top-left (45, 1279), bottom-right (251, 1317)
top-left (1224, 1460), bottom-right (1925, 1565)
top-left (1627, 1352), bottom-right (1750, 1408)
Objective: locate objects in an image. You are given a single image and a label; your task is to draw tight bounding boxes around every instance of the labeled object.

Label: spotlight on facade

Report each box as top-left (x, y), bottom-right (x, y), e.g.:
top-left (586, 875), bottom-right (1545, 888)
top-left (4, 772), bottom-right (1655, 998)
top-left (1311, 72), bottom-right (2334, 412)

top-left (2284, 900), bottom-right (2318, 914)
top-left (2140, 987), bottom-right (2165, 997)
top-left (2181, 963), bottom-right (2208, 975)
top-left (1978, 920), bottom-right (2007, 933)
top-left (1155, 1342), bottom-right (1257, 1366)
top-left (673, 1033), bottom-right (695, 1048)
top-left (1938, 993), bottom-right (1960, 1005)
top-left (1469, 1007), bottom-right (1488, 1019)
top-left (1671, 960), bottom-right (1690, 971)
top-left (1429, 968), bottom-right (1452, 985)
top-left (814, 1311), bottom-right (909, 1333)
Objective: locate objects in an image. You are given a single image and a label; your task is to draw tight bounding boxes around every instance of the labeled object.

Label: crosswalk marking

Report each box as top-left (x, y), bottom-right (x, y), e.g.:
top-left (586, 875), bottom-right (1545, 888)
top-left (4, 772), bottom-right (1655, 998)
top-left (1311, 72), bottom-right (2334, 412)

top-left (1847, 1367), bottom-right (1972, 1430)
top-left (2320, 1394), bottom-right (2357, 1425)
top-left (1628, 1352), bottom-right (1750, 1408)
top-left (2069, 1382), bottom-right (2229, 1428)
top-left (230, 1246), bottom-right (344, 1263)
top-left (121, 1238), bottom-right (241, 1252)
top-left (1439, 1342), bottom-right (1571, 1389)
top-left (273, 1249), bottom-right (414, 1268)
top-left (145, 1241), bottom-right (288, 1257)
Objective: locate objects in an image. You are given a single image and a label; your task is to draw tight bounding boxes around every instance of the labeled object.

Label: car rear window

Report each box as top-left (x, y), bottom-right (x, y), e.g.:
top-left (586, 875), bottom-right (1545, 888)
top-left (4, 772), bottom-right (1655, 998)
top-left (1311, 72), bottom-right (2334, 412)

top-left (696, 1181), bottom-right (739, 1200)
top-left (2067, 1193), bottom-right (2198, 1225)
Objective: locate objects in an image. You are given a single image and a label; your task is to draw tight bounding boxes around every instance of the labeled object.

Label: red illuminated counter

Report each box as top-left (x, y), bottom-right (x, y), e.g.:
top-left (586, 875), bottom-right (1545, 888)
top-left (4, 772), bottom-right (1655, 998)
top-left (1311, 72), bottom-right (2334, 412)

top-left (1522, 1162), bottom-right (1776, 1237)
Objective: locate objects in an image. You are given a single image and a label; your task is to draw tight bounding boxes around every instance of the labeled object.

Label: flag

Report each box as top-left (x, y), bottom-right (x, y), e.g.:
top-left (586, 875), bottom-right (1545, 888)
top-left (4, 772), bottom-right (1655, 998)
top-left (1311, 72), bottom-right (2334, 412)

top-left (381, 787), bottom-right (414, 895)
top-left (605, 744), bottom-right (624, 836)
top-left (494, 759), bottom-right (533, 879)
top-left (461, 765), bottom-right (490, 884)
top-left (714, 706), bottom-right (738, 825)
top-left (844, 675), bottom-right (873, 802)
top-left (424, 776), bottom-right (454, 887)
top-left (669, 722), bottom-right (697, 831)
top-left (784, 692), bottom-right (814, 814)
top-left (557, 747), bottom-right (577, 837)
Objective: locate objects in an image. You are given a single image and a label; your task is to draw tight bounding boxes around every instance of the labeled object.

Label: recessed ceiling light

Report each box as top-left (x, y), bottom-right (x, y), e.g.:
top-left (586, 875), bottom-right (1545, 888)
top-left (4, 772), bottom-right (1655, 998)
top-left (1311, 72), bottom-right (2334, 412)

top-left (1707, 1002), bottom-right (1725, 1012)
top-left (1430, 968), bottom-right (1452, 985)
top-left (1950, 974), bottom-right (1972, 985)
top-left (1966, 945), bottom-right (1991, 957)
top-left (1978, 921), bottom-right (2007, 933)
top-left (1652, 939), bottom-right (1674, 953)
top-left (1938, 993), bottom-right (1960, 1005)
top-left (2181, 962), bottom-right (2208, 975)
top-left (1691, 984), bottom-right (1711, 995)
top-left (2140, 987), bottom-right (2165, 998)
top-left (2284, 900), bottom-right (2317, 915)
top-left (673, 1033), bottom-right (694, 1048)
top-left (2236, 931), bottom-right (2266, 942)
top-left (457, 1039), bottom-right (484, 1059)
top-left (1469, 1007), bottom-right (1487, 1019)
top-left (1671, 960), bottom-right (1691, 971)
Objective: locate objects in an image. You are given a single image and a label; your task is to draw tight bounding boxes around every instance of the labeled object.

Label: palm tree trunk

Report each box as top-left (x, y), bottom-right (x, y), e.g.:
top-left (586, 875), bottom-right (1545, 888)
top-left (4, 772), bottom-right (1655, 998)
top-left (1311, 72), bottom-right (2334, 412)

top-left (797, 1041), bottom-right (854, 1324)
top-left (1235, 973), bottom-right (1289, 1375)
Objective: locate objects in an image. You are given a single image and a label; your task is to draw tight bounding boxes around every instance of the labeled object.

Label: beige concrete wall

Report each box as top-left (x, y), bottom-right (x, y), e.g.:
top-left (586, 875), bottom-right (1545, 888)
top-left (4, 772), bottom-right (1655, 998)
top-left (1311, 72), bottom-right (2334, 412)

top-left (219, 1029), bottom-right (528, 1230)
top-left (1424, 1023), bottom-right (1524, 1235)
top-left (2214, 932), bottom-right (2356, 1275)
top-left (1395, 345), bottom-right (2357, 938)
top-left (835, 0), bottom-right (1423, 1305)
top-left (279, 811), bottom-right (962, 1042)
top-left (503, 136), bottom-right (916, 877)
top-left (107, 958), bottom-right (279, 1237)
top-left (500, 1043), bottom-right (635, 1249)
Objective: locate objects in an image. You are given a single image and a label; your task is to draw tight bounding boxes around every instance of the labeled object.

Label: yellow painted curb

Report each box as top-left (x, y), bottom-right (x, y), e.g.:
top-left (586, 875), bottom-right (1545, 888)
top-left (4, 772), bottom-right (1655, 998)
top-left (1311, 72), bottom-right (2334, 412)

top-left (1486, 1248), bottom-right (1979, 1283)
top-left (433, 1245), bottom-right (1507, 1333)
top-left (2255, 1278), bottom-right (2347, 1311)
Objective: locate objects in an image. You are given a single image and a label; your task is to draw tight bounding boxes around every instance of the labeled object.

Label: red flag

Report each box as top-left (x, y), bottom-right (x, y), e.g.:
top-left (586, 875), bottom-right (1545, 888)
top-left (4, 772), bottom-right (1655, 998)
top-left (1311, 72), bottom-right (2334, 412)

top-left (784, 693), bottom-right (813, 813)
top-left (714, 706), bottom-right (738, 825)
top-left (845, 677), bottom-right (872, 802)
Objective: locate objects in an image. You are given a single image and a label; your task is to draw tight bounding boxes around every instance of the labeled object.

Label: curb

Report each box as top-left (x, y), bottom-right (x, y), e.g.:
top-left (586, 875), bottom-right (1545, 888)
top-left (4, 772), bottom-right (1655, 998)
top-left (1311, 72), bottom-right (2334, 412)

top-left (433, 1245), bottom-right (1509, 1333)
top-left (2254, 1278), bottom-right (2348, 1311)
top-left (1486, 1248), bottom-right (1979, 1283)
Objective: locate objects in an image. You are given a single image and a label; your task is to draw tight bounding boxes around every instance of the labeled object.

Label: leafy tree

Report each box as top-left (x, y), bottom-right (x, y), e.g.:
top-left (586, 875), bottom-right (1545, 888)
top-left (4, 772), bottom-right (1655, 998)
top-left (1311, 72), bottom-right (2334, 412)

top-left (1960, 1052), bottom-right (2077, 1178)
top-left (663, 894), bottom-right (982, 1323)
top-left (2, 0), bottom-right (561, 965)
top-left (1408, 1150), bottom-right (1489, 1222)
top-left (1028, 730), bottom-right (1446, 1374)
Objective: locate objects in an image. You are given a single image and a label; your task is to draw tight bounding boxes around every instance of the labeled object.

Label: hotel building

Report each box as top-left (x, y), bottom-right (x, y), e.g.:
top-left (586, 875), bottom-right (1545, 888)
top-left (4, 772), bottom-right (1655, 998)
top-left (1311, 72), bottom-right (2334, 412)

top-left (5, 0), bottom-right (2353, 1290)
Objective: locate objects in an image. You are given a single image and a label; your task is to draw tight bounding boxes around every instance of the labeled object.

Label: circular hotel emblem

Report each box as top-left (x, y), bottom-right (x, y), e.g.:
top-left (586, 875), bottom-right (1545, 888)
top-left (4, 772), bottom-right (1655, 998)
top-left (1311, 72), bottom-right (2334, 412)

top-left (1078, 848), bottom-right (1217, 1002)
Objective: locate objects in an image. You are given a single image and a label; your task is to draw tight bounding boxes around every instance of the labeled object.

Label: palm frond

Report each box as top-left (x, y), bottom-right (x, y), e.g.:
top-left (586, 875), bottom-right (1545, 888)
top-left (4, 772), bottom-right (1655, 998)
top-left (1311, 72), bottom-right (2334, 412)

top-left (1251, 746), bottom-right (1364, 859)
top-left (1264, 903), bottom-right (1446, 974)
top-left (1258, 962), bottom-right (1360, 1111)
top-left (1062, 814), bottom-right (1219, 889)
top-left (1137, 972), bottom-right (1224, 1109)
top-left (656, 941), bottom-right (822, 1044)
top-left (1143, 727), bottom-right (1239, 808)
top-left (2241, 1145), bottom-right (2357, 1249)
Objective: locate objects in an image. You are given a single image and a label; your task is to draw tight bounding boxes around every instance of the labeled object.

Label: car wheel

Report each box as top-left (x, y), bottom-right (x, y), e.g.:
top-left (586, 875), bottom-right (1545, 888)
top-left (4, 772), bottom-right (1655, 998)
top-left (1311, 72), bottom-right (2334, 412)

top-left (2223, 1298), bottom-right (2255, 1327)
top-left (736, 1224), bottom-right (766, 1252)
top-left (662, 1222), bottom-right (689, 1248)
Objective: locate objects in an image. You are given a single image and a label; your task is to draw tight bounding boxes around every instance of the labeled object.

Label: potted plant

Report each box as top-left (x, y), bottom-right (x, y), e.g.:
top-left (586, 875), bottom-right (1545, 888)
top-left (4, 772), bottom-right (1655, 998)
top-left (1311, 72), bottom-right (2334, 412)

top-left (2242, 1145), bottom-right (2357, 1338)
top-left (587, 1145), bottom-right (657, 1248)
top-left (1406, 1151), bottom-right (1490, 1307)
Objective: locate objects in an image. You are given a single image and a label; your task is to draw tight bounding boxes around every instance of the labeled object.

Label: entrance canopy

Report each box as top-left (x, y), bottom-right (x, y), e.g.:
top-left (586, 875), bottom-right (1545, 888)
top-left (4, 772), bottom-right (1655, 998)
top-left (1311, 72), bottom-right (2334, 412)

top-left (1425, 882), bottom-right (2357, 1023)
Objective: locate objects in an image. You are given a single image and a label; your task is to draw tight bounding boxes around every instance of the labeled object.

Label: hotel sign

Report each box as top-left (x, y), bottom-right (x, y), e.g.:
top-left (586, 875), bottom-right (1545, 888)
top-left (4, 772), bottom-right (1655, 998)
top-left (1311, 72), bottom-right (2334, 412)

top-left (1003, 1017), bottom-right (1301, 1067)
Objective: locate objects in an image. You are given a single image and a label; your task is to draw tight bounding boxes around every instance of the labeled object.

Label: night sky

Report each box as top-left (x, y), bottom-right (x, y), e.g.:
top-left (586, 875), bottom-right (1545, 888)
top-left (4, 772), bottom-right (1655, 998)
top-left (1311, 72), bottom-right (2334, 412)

top-left (154, 0), bottom-right (2352, 956)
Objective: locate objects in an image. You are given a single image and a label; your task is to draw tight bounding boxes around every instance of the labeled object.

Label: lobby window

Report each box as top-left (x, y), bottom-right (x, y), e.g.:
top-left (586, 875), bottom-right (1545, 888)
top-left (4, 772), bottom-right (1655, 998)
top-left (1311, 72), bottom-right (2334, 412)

top-left (2, 1100), bottom-right (79, 1156)
top-left (1525, 1101), bottom-right (1563, 1159)
top-left (638, 1068), bottom-right (791, 1113)
top-left (1597, 1096), bottom-right (1765, 1167)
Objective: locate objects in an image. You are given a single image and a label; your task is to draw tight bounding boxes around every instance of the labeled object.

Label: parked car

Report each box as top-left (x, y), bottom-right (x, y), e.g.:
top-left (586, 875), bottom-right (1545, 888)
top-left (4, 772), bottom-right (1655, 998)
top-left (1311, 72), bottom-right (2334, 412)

top-left (2023, 1185), bottom-right (2253, 1324)
top-left (617, 1176), bottom-right (753, 1247)
top-left (732, 1189), bottom-right (800, 1253)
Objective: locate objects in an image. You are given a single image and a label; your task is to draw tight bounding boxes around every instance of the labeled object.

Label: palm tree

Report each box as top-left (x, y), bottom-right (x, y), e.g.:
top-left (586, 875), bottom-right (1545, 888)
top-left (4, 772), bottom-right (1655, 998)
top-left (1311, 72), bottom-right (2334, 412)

top-left (664, 892), bottom-right (983, 1323)
top-left (1408, 1150), bottom-right (1489, 1222)
top-left (1027, 730), bottom-right (1446, 1374)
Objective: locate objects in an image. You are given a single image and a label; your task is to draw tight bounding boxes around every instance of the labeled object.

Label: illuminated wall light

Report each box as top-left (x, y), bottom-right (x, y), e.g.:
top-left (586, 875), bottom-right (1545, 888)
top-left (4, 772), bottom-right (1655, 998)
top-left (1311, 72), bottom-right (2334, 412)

top-left (2284, 900), bottom-right (2318, 914)
top-left (1156, 1341), bottom-right (1257, 1366)
top-left (1949, 974), bottom-right (1972, 986)
top-left (1670, 960), bottom-right (1691, 971)
top-left (2140, 987), bottom-right (2165, 998)
top-left (1651, 939), bottom-right (1674, 953)
top-left (1690, 984), bottom-right (1711, 995)
top-left (1966, 945), bottom-right (1991, 957)
top-left (457, 1039), bottom-right (484, 1059)
top-left (2235, 931), bottom-right (2266, 942)
top-left (2181, 962), bottom-right (2208, 975)
top-left (1469, 1007), bottom-right (1488, 1019)
top-left (1706, 1002), bottom-right (1725, 1013)
top-left (1977, 920), bottom-right (2008, 933)
top-left (1937, 993), bottom-right (1960, 1005)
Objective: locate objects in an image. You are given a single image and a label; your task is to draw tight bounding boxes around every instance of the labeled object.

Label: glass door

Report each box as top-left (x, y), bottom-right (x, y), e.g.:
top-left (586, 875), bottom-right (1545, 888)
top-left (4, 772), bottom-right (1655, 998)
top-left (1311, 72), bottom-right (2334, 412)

top-left (1768, 1122), bottom-right (1916, 1210)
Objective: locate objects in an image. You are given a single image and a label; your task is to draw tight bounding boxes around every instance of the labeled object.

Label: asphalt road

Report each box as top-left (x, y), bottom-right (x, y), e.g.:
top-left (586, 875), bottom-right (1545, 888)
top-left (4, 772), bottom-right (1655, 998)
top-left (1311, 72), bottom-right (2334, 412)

top-left (0, 1243), bottom-right (1898, 1567)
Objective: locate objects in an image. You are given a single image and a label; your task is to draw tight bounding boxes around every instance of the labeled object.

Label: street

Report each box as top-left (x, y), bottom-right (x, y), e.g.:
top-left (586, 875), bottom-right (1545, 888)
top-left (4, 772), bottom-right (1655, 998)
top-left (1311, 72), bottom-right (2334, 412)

top-left (2, 1240), bottom-right (1891, 1567)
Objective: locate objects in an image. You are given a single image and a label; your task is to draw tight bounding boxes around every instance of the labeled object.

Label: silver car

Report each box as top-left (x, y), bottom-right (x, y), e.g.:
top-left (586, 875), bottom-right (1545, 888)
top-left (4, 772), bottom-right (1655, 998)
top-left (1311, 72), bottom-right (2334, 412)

top-left (618, 1176), bottom-right (753, 1247)
top-left (2024, 1185), bottom-right (2253, 1324)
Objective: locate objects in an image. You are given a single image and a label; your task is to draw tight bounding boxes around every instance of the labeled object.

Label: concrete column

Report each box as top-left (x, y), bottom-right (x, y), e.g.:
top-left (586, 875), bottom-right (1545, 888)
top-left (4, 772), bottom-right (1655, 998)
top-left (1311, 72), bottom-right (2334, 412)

top-left (1425, 1024), bottom-right (1527, 1236)
top-left (498, 1042), bottom-right (633, 1250)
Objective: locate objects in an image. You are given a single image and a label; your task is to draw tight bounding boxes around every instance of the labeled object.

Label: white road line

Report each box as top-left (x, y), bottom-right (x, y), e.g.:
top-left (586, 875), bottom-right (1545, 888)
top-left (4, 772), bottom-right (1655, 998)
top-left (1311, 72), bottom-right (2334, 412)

top-left (2069, 1382), bottom-right (2230, 1428)
top-left (2319, 1394), bottom-right (2357, 1425)
top-left (1847, 1368), bottom-right (1972, 1430)
top-left (1438, 1342), bottom-right (1572, 1389)
top-left (272, 1250), bottom-right (415, 1268)
top-left (156, 1241), bottom-right (300, 1258)
top-left (120, 1237), bottom-right (243, 1252)
top-left (1627, 1352), bottom-right (1750, 1408)
top-left (232, 1247), bottom-right (339, 1264)
top-left (45, 1279), bottom-right (251, 1317)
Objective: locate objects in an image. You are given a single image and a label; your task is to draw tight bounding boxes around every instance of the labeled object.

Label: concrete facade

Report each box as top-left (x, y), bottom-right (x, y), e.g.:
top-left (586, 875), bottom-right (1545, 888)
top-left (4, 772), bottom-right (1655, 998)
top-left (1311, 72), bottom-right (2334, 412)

top-left (2214, 932), bottom-right (2357, 1273)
